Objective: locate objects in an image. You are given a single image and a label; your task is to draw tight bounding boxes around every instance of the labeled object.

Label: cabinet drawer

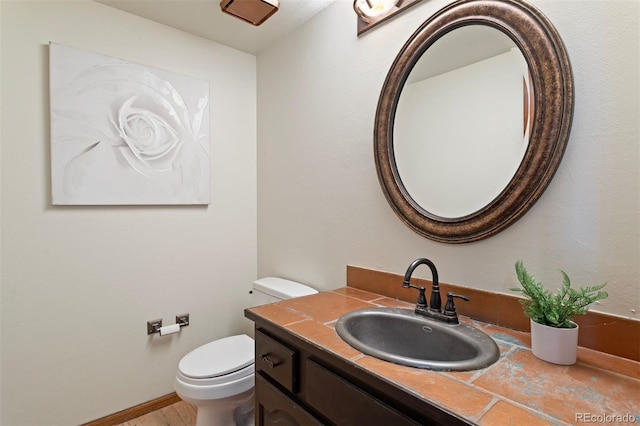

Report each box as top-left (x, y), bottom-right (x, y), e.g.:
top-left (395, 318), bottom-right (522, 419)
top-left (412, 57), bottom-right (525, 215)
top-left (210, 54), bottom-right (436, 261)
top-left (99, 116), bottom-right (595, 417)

top-left (256, 329), bottom-right (297, 393)
top-left (306, 359), bottom-right (420, 426)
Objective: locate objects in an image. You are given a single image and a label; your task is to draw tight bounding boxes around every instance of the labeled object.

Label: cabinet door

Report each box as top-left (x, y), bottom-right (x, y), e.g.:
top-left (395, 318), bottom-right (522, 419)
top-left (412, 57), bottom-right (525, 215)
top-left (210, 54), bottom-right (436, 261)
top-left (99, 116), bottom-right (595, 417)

top-left (306, 360), bottom-right (421, 426)
top-left (256, 374), bottom-right (323, 426)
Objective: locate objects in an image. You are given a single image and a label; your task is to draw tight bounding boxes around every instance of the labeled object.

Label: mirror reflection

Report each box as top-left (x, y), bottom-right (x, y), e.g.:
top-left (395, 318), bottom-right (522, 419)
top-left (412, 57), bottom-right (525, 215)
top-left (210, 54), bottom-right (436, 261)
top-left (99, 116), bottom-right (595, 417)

top-left (393, 25), bottom-right (534, 218)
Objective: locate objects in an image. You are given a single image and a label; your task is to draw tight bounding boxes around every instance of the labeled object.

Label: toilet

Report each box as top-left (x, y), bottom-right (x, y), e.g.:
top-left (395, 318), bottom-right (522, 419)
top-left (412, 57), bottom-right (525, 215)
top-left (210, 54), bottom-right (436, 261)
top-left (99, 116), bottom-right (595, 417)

top-left (174, 277), bottom-right (318, 426)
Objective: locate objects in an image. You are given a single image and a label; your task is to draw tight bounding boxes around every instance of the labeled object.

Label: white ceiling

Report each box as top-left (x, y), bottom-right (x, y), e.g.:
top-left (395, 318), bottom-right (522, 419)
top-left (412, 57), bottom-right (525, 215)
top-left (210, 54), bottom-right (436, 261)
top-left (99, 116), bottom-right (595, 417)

top-left (95, 0), bottom-right (336, 55)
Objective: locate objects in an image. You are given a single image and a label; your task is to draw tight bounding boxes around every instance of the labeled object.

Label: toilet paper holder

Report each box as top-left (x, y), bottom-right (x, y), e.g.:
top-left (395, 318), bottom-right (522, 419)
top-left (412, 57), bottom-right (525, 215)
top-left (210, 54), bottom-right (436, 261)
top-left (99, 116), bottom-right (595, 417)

top-left (147, 313), bottom-right (190, 335)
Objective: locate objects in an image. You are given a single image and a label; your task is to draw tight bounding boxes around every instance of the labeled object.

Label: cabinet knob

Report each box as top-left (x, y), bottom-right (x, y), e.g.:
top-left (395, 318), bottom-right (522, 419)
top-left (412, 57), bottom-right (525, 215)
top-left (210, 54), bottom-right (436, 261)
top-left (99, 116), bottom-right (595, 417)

top-left (260, 353), bottom-right (281, 368)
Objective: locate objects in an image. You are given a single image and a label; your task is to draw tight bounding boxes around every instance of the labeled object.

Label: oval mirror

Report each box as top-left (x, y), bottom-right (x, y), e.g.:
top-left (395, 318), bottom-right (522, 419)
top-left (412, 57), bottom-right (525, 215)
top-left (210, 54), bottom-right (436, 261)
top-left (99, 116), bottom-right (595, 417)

top-left (375, 0), bottom-right (573, 243)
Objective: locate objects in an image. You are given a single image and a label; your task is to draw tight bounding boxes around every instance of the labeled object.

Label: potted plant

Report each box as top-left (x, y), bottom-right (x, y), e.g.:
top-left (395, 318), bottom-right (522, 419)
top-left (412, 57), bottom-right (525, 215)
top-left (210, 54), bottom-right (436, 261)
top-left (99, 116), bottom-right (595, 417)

top-left (511, 260), bottom-right (608, 365)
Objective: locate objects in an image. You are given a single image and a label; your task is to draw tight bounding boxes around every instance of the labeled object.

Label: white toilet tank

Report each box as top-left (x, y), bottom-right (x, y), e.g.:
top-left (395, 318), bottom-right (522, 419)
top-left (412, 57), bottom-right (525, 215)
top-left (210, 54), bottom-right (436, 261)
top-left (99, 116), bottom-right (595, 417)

top-left (252, 277), bottom-right (318, 306)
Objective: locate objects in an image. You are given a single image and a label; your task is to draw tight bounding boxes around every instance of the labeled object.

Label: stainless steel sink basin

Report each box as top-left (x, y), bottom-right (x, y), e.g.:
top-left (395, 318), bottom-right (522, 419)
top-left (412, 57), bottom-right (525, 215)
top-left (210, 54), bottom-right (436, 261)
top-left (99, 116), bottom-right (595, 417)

top-left (335, 307), bottom-right (500, 371)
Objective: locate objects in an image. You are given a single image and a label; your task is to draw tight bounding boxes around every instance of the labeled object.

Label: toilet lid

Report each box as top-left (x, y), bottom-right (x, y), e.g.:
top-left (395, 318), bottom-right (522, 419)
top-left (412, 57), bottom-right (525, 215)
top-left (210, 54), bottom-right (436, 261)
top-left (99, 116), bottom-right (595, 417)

top-left (179, 334), bottom-right (254, 379)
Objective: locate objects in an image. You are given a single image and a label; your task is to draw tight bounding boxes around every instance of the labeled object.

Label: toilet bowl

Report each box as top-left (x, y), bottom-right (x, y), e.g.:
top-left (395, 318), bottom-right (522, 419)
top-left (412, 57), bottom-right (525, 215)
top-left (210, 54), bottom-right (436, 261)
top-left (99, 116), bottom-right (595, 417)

top-left (175, 277), bottom-right (317, 426)
top-left (175, 334), bottom-right (255, 426)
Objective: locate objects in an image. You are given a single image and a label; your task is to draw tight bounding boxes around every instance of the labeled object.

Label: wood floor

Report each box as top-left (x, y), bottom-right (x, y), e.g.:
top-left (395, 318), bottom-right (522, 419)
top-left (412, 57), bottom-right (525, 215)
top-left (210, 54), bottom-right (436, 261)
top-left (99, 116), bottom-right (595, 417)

top-left (115, 401), bottom-right (196, 426)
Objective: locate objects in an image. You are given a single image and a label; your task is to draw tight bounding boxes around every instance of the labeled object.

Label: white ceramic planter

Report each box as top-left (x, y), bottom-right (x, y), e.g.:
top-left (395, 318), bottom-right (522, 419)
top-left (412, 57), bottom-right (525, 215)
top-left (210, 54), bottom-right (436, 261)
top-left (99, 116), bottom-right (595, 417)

top-left (530, 319), bottom-right (579, 365)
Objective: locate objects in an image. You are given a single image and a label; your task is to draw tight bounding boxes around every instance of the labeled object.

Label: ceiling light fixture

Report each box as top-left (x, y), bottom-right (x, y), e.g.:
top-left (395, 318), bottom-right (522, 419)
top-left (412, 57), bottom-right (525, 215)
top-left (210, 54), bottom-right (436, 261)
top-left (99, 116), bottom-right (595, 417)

top-left (220, 0), bottom-right (280, 26)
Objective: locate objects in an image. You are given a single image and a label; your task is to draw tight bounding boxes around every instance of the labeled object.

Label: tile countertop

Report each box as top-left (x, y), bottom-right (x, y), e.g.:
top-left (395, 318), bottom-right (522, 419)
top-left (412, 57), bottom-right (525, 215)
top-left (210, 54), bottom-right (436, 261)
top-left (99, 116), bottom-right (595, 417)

top-left (246, 287), bottom-right (640, 426)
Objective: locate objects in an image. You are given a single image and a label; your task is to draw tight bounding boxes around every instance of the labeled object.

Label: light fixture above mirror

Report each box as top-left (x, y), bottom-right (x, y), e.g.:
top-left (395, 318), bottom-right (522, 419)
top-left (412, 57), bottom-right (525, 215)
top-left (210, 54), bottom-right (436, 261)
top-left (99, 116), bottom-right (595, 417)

top-left (354, 0), bottom-right (423, 36)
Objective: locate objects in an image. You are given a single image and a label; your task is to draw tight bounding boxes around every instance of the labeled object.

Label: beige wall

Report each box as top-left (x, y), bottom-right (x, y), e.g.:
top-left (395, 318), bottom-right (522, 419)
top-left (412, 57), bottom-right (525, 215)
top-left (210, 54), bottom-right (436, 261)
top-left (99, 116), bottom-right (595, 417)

top-left (1, 0), bottom-right (638, 424)
top-left (0, 1), bottom-right (257, 424)
top-left (257, 0), bottom-right (639, 316)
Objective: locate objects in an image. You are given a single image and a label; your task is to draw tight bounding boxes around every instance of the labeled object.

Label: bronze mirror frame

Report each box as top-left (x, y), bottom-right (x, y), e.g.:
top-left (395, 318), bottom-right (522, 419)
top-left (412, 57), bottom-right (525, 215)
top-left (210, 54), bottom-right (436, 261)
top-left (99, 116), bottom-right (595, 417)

top-left (374, 0), bottom-right (574, 243)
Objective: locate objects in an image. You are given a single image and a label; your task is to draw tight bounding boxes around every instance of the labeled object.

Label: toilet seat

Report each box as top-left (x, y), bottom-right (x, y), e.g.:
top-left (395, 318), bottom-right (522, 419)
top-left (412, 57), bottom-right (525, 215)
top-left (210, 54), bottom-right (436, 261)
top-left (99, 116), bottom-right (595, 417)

top-left (178, 334), bottom-right (255, 384)
top-left (177, 362), bottom-right (254, 386)
top-left (175, 363), bottom-right (255, 401)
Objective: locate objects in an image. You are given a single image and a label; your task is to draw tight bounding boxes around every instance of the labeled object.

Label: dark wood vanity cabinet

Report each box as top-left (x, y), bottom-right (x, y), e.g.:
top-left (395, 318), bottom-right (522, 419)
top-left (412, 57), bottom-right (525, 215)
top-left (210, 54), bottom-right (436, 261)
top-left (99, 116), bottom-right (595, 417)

top-left (250, 320), bottom-right (471, 426)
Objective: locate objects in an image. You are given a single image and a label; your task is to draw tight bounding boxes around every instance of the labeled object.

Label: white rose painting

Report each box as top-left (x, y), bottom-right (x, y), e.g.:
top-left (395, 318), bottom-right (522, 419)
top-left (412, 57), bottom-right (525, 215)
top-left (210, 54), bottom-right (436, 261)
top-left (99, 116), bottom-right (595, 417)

top-left (49, 42), bottom-right (210, 205)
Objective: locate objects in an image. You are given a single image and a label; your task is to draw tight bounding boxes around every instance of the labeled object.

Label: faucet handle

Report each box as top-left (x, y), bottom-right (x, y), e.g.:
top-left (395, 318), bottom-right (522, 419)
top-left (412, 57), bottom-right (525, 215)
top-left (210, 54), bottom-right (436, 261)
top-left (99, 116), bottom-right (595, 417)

top-left (443, 293), bottom-right (470, 318)
top-left (416, 286), bottom-right (427, 310)
top-left (403, 281), bottom-right (428, 310)
top-left (402, 279), bottom-right (429, 309)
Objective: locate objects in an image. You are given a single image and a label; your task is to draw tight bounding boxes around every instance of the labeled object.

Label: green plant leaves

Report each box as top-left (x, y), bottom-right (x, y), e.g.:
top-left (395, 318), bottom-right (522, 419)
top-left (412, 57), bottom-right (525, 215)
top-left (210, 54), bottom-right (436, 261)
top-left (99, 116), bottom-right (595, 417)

top-left (511, 261), bottom-right (608, 328)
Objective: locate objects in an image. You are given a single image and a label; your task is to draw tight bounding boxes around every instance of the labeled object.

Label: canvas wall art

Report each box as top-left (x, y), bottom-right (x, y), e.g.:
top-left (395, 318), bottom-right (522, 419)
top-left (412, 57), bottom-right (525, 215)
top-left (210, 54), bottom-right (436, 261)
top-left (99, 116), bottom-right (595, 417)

top-left (49, 42), bottom-right (210, 205)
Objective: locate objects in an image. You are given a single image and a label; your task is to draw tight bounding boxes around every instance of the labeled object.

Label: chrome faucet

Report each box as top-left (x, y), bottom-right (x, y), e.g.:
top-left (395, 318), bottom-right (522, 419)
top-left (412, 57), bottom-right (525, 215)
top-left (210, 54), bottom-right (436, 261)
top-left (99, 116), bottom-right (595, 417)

top-left (402, 258), bottom-right (469, 324)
